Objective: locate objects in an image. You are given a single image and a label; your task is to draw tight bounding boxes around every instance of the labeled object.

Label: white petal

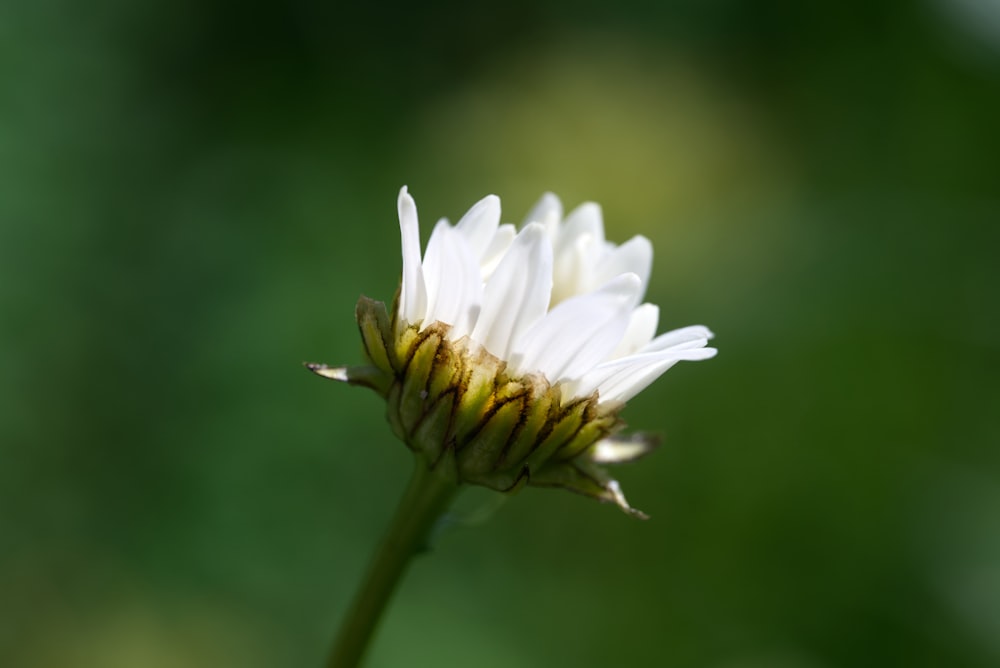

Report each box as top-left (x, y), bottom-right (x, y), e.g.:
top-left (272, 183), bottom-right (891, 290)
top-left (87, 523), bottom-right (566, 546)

top-left (397, 186), bottom-right (426, 325)
top-left (479, 224), bottom-right (516, 281)
top-left (642, 325), bottom-right (715, 353)
top-left (611, 303), bottom-right (659, 359)
top-left (551, 232), bottom-right (596, 304)
top-left (421, 219), bottom-right (482, 338)
top-left (573, 346), bottom-right (717, 404)
top-left (455, 194), bottom-right (501, 259)
top-left (555, 202), bottom-right (605, 256)
top-left (512, 273), bottom-right (642, 383)
top-left (523, 192), bottom-right (563, 242)
top-left (593, 235), bottom-right (653, 303)
top-left (471, 223), bottom-right (552, 360)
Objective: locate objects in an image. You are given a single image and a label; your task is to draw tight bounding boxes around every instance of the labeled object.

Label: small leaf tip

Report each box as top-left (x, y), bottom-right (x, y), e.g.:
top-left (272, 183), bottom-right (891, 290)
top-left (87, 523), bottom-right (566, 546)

top-left (304, 363), bottom-right (349, 381)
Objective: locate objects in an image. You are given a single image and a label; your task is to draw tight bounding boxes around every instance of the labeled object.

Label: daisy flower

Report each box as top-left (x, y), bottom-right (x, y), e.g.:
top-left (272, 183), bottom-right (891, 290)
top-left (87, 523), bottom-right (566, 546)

top-left (310, 187), bottom-right (716, 517)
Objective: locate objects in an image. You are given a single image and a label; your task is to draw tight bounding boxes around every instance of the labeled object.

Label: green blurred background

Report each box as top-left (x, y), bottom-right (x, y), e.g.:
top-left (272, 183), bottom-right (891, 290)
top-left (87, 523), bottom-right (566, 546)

top-left (2, 0), bottom-right (999, 666)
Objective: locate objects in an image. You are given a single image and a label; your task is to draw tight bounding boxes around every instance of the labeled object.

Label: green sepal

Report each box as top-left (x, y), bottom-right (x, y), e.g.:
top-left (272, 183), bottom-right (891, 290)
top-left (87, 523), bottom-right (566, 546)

top-left (498, 379), bottom-right (555, 470)
top-left (410, 392), bottom-right (456, 465)
top-left (530, 457), bottom-right (648, 519)
top-left (523, 397), bottom-right (590, 473)
top-left (557, 409), bottom-right (621, 461)
top-left (355, 296), bottom-right (396, 376)
top-left (457, 393), bottom-right (527, 476)
top-left (397, 331), bottom-right (443, 434)
top-left (394, 326), bottom-right (423, 375)
top-left (385, 382), bottom-right (408, 445)
top-left (463, 464), bottom-right (530, 495)
top-left (451, 347), bottom-right (502, 443)
top-left (426, 335), bottom-right (460, 401)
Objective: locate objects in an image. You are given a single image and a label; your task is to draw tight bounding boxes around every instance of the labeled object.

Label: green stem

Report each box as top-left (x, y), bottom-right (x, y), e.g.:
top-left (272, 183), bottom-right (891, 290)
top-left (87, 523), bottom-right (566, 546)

top-left (326, 457), bottom-right (459, 668)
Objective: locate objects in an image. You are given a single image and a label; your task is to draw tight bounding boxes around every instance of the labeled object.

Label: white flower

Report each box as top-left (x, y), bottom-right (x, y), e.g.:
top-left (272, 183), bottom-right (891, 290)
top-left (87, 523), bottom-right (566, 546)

top-left (396, 185), bottom-right (716, 406)
top-left (310, 186), bottom-right (717, 517)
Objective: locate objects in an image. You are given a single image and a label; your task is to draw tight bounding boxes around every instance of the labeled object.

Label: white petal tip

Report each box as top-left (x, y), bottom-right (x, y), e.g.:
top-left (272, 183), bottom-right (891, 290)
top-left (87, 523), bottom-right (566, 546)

top-left (520, 221), bottom-right (546, 238)
top-left (622, 272), bottom-right (641, 289)
top-left (397, 190), bottom-right (418, 229)
top-left (604, 272), bottom-right (642, 297)
top-left (686, 325), bottom-right (714, 337)
top-left (524, 192), bottom-right (563, 226)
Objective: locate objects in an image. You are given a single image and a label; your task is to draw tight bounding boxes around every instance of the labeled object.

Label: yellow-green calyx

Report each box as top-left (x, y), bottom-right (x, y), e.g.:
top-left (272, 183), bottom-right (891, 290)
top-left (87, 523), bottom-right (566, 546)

top-left (308, 295), bottom-right (656, 517)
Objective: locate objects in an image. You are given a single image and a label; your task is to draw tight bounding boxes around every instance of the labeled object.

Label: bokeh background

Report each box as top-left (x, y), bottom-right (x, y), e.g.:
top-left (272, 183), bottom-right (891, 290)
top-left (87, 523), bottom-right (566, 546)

top-left (2, 0), bottom-right (999, 666)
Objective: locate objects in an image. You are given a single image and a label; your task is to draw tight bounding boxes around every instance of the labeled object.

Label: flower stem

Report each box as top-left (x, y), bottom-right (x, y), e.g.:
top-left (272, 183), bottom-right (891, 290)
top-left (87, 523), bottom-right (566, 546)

top-left (326, 457), bottom-right (459, 668)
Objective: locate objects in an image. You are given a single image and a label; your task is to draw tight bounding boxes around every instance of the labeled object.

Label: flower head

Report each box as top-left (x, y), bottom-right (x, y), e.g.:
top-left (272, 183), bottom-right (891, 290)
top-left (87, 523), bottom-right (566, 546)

top-left (310, 187), bottom-right (716, 517)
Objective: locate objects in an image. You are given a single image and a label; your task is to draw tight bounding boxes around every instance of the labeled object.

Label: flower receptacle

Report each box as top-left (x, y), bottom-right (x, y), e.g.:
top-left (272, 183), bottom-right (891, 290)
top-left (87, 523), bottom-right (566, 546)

top-left (309, 294), bottom-right (655, 516)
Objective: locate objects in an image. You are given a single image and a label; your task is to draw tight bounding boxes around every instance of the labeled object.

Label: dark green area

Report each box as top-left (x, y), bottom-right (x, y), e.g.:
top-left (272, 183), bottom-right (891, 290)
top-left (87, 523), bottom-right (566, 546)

top-left (2, 1), bottom-right (998, 666)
